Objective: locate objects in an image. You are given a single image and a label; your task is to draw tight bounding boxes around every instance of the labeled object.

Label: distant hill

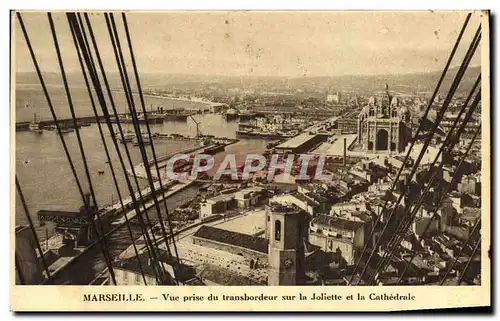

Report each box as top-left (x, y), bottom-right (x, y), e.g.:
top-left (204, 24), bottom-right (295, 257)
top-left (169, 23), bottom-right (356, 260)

top-left (15, 65), bottom-right (481, 96)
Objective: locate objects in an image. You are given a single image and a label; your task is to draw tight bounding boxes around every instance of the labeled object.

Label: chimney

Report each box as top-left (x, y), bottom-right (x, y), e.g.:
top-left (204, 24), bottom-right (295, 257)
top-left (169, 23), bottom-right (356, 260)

top-left (343, 138), bottom-right (347, 167)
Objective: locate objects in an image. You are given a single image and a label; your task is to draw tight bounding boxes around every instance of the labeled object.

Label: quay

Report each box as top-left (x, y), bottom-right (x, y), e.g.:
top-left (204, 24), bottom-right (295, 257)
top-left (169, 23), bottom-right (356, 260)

top-left (130, 139), bottom-right (239, 179)
top-left (38, 178), bottom-right (195, 283)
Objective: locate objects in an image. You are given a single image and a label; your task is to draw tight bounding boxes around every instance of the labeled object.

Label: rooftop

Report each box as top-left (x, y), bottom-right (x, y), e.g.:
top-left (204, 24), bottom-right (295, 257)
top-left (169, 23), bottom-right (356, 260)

top-left (37, 210), bottom-right (84, 218)
top-left (311, 214), bottom-right (364, 231)
top-left (196, 263), bottom-right (263, 286)
top-left (193, 225), bottom-right (269, 254)
top-left (276, 132), bottom-right (318, 149)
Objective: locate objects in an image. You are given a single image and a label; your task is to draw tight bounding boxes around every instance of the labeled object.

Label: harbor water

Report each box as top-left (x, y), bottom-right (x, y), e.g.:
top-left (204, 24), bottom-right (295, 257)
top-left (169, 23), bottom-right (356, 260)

top-left (15, 84), bottom-right (267, 284)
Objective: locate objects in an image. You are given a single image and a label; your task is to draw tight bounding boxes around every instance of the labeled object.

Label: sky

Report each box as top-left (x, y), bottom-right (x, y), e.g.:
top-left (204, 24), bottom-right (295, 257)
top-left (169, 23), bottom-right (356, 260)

top-left (13, 11), bottom-right (483, 77)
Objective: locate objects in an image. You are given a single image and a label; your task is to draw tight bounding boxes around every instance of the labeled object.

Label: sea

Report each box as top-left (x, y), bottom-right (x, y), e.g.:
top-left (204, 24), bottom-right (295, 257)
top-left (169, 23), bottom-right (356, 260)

top-left (15, 84), bottom-right (267, 284)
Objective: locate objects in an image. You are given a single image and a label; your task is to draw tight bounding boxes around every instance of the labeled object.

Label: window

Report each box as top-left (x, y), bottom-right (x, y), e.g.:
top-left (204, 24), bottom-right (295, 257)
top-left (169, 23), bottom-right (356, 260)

top-left (275, 220), bottom-right (281, 241)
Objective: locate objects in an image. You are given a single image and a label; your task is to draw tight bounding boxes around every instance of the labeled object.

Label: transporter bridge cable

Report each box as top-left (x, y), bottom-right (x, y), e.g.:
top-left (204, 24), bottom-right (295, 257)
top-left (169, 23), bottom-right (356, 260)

top-left (15, 176), bottom-right (52, 283)
top-left (439, 217), bottom-right (481, 285)
top-left (365, 28), bottom-right (482, 284)
top-left (48, 12), bottom-right (118, 283)
top-left (67, 14), bottom-right (149, 285)
top-left (457, 233), bottom-right (481, 285)
top-left (394, 125), bottom-right (482, 285)
top-left (354, 24), bottom-right (480, 285)
top-left (366, 72), bottom-right (481, 283)
top-left (17, 12), bottom-right (117, 285)
top-left (369, 73), bottom-right (481, 284)
top-left (104, 12), bottom-right (177, 283)
top-left (369, 88), bottom-right (481, 285)
top-left (121, 12), bottom-right (181, 267)
top-left (68, 13), bottom-right (164, 284)
top-left (348, 12), bottom-right (472, 284)
top-left (71, 12), bottom-right (159, 284)
top-left (105, 12), bottom-right (176, 262)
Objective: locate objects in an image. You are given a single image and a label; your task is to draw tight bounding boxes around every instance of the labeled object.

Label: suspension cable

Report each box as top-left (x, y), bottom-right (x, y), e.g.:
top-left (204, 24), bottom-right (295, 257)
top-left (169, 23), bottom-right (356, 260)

top-left (348, 12), bottom-right (472, 284)
top-left (67, 15), bottom-right (149, 285)
top-left (15, 176), bottom-right (52, 283)
top-left (368, 76), bottom-right (481, 284)
top-left (105, 13), bottom-right (172, 256)
top-left (354, 26), bottom-right (481, 285)
top-left (439, 217), bottom-right (481, 285)
top-left (395, 125), bottom-right (481, 284)
top-left (102, 13), bottom-right (171, 281)
top-left (72, 13), bottom-right (159, 282)
top-left (69, 12), bottom-right (163, 283)
top-left (68, 13), bottom-right (162, 283)
top-left (47, 13), bottom-right (117, 283)
top-left (457, 235), bottom-right (481, 285)
top-left (121, 12), bottom-right (181, 267)
top-left (16, 12), bottom-right (117, 285)
top-left (104, 12), bottom-right (176, 282)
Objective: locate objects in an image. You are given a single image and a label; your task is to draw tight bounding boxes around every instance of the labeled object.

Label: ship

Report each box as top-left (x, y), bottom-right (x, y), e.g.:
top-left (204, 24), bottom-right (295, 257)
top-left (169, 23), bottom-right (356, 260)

top-left (238, 110), bottom-right (257, 121)
top-left (110, 113), bottom-right (164, 124)
top-left (46, 124), bottom-right (74, 134)
top-left (152, 104), bottom-right (195, 121)
top-left (116, 129), bottom-right (135, 144)
top-left (224, 108), bottom-right (239, 121)
top-left (235, 117), bottom-right (299, 140)
top-left (28, 113), bottom-right (43, 134)
top-left (133, 134), bottom-right (151, 146)
top-left (235, 129), bottom-right (290, 140)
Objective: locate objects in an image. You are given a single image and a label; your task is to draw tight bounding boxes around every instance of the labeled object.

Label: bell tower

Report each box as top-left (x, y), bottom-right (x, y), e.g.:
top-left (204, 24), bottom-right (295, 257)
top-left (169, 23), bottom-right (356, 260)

top-left (267, 203), bottom-right (305, 286)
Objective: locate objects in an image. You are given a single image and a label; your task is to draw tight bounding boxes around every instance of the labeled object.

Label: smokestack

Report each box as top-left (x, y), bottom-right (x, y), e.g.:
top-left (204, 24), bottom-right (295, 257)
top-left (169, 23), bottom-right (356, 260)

top-left (343, 138), bottom-right (347, 167)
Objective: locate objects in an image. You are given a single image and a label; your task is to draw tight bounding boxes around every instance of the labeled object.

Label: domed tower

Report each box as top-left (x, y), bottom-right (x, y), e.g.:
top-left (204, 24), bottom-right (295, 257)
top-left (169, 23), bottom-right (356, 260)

top-left (267, 203), bottom-right (306, 286)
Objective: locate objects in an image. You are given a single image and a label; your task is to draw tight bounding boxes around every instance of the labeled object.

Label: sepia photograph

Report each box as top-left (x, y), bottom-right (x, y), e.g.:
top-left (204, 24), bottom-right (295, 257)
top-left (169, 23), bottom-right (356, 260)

top-left (10, 9), bottom-right (490, 311)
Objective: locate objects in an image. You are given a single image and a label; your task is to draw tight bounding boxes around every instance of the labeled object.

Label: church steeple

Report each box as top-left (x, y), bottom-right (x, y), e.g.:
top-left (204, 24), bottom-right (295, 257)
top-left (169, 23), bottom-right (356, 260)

top-left (267, 203), bottom-right (306, 286)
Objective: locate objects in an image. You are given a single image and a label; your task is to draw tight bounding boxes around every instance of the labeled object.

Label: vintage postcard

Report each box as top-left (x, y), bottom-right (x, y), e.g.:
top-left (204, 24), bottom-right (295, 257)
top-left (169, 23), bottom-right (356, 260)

top-left (10, 10), bottom-right (490, 311)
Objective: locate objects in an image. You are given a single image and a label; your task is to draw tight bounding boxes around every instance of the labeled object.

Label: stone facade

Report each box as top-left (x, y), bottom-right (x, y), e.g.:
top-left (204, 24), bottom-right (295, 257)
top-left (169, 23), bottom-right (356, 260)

top-left (357, 87), bottom-right (412, 153)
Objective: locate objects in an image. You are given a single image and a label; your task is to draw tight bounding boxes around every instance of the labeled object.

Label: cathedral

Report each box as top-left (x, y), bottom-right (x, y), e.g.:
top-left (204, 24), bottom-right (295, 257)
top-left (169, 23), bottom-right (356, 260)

top-left (357, 85), bottom-right (412, 153)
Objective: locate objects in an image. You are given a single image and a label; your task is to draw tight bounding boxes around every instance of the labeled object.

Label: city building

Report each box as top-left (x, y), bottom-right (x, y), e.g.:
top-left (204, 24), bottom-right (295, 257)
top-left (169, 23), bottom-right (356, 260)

top-left (337, 118), bottom-right (358, 134)
top-left (192, 225), bottom-right (268, 263)
top-left (199, 194), bottom-right (235, 220)
top-left (267, 203), bottom-right (307, 285)
top-left (112, 249), bottom-right (176, 285)
top-left (357, 86), bottom-right (412, 153)
top-left (274, 133), bottom-right (328, 154)
top-left (308, 214), bottom-right (365, 265)
top-left (15, 225), bottom-right (44, 285)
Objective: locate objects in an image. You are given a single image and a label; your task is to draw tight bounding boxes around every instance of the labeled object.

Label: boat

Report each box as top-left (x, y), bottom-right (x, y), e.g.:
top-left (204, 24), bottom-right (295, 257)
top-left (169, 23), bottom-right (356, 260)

top-left (238, 110), bottom-right (257, 121)
top-left (162, 108), bottom-right (195, 121)
top-left (28, 113), bottom-right (43, 134)
top-left (59, 128), bottom-right (74, 134)
top-left (235, 129), bottom-right (285, 140)
top-left (110, 113), bottom-right (164, 125)
top-left (133, 135), bottom-right (151, 146)
top-left (224, 108), bottom-right (239, 121)
top-left (116, 130), bottom-right (135, 144)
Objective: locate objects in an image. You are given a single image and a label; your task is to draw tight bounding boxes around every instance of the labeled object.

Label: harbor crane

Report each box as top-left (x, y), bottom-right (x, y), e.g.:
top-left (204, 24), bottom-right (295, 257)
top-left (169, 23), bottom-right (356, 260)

top-left (189, 115), bottom-right (202, 137)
